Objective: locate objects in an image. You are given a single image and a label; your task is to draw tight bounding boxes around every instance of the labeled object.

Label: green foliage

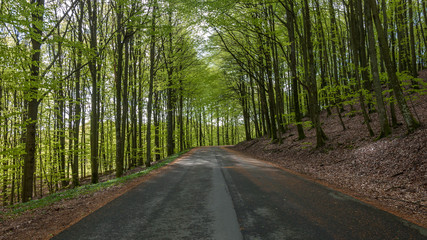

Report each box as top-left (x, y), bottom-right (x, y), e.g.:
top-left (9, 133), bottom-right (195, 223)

top-left (301, 141), bottom-right (313, 150)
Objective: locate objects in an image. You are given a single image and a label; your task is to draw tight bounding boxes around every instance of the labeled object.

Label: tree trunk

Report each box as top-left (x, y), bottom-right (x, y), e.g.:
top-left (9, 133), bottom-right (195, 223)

top-left (349, 0), bottom-right (374, 137)
top-left (268, 5), bottom-right (285, 135)
top-left (88, 0), bottom-right (99, 184)
top-left (55, 37), bottom-right (67, 187)
top-left (396, 0), bottom-right (410, 73)
top-left (249, 76), bottom-right (261, 138)
top-left (115, 2), bottom-right (124, 176)
top-left (287, 1), bottom-right (305, 140)
top-left (408, 0), bottom-right (418, 78)
top-left (131, 43), bottom-right (138, 168)
top-left (154, 91), bottom-right (160, 161)
top-left (365, 0), bottom-right (391, 138)
top-left (166, 10), bottom-right (175, 156)
top-left (368, 0), bottom-right (420, 133)
top-left (261, 36), bottom-right (278, 142)
top-left (122, 39), bottom-right (130, 167)
top-left (22, 0), bottom-right (44, 202)
top-left (302, 0), bottom-right (326, 147)
top-left (137, 52), bottom-right (144, 166)
top-left (146, 0), bottom-right (156, 167)
top-left (179, 80), bottom-right (184, 151)
top-left (328, 0), bottom-right (346, 131)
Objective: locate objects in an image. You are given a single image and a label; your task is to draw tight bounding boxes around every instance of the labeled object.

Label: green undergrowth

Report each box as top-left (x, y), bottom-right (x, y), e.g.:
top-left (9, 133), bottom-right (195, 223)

top-left (2, 149), bottom-right (190, 218)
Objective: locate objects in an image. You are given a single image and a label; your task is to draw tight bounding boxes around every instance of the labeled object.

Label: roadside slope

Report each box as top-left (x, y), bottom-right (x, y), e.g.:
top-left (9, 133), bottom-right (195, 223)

top-left (232, 90), bottom-right (426, 228)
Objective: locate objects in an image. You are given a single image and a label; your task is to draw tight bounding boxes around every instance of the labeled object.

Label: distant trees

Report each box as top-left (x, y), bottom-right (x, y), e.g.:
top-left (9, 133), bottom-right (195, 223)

top-left (0, 0), bottom-right (244, 204)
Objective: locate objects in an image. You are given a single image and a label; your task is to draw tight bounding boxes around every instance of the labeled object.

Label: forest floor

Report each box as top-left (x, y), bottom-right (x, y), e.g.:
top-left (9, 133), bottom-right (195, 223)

top-left (232, 70), bottom-right (427, 229)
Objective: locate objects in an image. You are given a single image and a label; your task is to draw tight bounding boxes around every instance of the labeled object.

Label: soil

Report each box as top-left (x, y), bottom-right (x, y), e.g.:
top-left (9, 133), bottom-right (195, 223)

top-left (231, 70), bottom-right (427, 229)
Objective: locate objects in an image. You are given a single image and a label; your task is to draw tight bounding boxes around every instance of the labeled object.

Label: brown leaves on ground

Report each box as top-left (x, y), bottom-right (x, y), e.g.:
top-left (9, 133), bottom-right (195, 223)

top-left (232, 72), bottom-right (427, 228)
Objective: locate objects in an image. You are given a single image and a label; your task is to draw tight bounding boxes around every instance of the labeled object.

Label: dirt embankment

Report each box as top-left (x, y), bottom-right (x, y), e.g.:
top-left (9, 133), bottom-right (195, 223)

top-left (232, 73), bottom-right (427, 228)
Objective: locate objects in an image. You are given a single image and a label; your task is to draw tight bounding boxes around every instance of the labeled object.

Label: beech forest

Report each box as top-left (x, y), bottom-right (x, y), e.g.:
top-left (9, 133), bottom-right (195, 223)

top-left (0, 0), bottom-right (426, 205)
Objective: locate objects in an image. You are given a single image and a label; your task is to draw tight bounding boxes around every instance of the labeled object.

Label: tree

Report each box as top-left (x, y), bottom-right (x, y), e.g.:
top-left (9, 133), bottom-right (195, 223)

top-left (285, 0), bottom-right (306, 140)
top-left (87, 0), bottom-right (99, 184)
top-left (302, 0), bottom-right (327, 147)
top-left (22, 0), bottom-right (45, 203)
top-left (146, 0), bottom-right (157, 167)
top-left (364, 0), bottom-right (391, 138)
top-left (367, 0), bottom-right (420, 133)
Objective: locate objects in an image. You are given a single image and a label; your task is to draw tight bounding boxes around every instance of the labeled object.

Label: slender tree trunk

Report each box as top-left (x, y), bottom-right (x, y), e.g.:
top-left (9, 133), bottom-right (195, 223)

top-left (137, 53), bottom-right (144, 166)
top-left (287, 1), bottom-right (305, 140)
top-left (154, 92), bottom-right (160, 161)
top-left (356, 1), bottom-right (373, 112)
top-left (122, 39), bottom-right (130, 167)
top-left (408, 0), bottom-right (418, 78)
top-left (88, 0), bottom-right (99, 184)
top-left (199, 111), bottom-right (203, 146)
top-left (131, 44), bottom-right (138, 168)
top-left (115, 1), bottom-right (124, 176)
top-left (268, 5), bottom-right (285, 135)
top-left (238, 81), bottom-right (251, 141)
top-left (146, 0), bottom-right (156, 167)
top-left (368, 0), bottom-right (420, 133)
top-left (179, 80), bottom-right (184, 151)
top-left (396, 0), bottom-right (410, 73)
top-left (381, 0), bottom-right (399, 128)
top-left (216, 113), bottom-right (220, 145)
top-left (365, 0), bottom-right (391, 138)
top-left (166, 10), bottom-right (175, 156)
top-left (257, 64), bottom-right (271, 138)
top-left (261, 37), bottom-right (278, 142)
top-left (1, 86), bottom-right (8, 205)
top-left (302, 0), bottom-right (326, 147)
top-left (55, 38), bottom-right (67, 187)
top-left (22, 0), bottom-right (44, 202)
top-left (349, 0), bottom-right (375, 137)
top-left (249, 76), bottom-right (261, 137)
top-left (328, 0), bottom-right (346, 130)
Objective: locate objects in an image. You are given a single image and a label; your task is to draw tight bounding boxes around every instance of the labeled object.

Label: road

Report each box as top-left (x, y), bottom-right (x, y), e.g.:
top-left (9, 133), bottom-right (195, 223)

top-left (53, 147), bottom-right (427, 240)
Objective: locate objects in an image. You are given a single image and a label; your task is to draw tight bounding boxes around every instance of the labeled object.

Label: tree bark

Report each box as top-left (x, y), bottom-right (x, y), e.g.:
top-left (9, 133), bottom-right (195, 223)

top-left (408, 0), bottom-right (418, 78)
top-left (302, 0), bottom-right (326, 147)
top-left (328, 0), bottom-right (346, 131)
top-left (115, 1), bottom-right (124, 176)
top-left (287, 1), bottom-right (305, 140)
top-left (72, 0), bottom-right (84, 187)
top-left (88, 0), bottom-right (99, 184)
top-left (22, 0), bottom-right (44, 202)
top-left (146, 0), bottom-right (156, 167)
top-left (349, 0), bottom-right (374, 137)
top-left (368, 0), bottom-right (420, 133)
top-left (365, 0), bottom-right (391, 138)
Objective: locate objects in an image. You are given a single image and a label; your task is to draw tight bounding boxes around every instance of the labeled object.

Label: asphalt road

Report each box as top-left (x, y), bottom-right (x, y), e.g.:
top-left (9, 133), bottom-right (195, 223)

top-left (54, 147), bottom-right (427, 240)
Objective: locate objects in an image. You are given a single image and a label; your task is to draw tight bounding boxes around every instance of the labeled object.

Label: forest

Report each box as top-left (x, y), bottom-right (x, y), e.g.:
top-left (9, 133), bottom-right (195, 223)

top-left (0, 0), bottom-right (425, 206)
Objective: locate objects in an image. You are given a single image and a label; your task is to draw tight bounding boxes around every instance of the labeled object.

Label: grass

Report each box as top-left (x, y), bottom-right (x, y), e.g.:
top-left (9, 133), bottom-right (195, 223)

top-left (2, 149), bottom-right (190, 217)
top-left (301, 141), bottom-right (313, 150)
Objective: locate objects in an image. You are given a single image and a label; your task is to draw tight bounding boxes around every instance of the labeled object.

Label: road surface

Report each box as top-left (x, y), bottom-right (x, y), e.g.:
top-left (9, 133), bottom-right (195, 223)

top-left (54, 147), bottom-right (427, 240)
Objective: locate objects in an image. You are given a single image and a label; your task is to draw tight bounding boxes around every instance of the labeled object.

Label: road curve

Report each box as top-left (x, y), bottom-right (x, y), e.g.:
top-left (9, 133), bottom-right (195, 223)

top-left (53, 147), bottom-right (427, 240)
